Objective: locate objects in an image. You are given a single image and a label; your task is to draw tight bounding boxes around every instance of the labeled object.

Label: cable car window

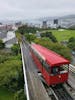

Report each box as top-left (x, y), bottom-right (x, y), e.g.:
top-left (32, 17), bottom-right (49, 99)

top-left (60, 64), bottom-right (68, 73)
top-left (43, 61), bottom-right (50, 73)
top-left (51, 67), bottom-right (59, 75)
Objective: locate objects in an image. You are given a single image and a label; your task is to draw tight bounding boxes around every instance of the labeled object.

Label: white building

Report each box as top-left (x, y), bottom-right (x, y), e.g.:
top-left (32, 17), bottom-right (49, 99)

top-left (2, 31), bottom-right (18, 48)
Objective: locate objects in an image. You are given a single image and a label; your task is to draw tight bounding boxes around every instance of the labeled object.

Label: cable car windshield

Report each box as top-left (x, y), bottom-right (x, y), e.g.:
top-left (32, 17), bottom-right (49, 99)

top-left (60, 64), bottom-right (68, 74)
top-left (51, 67), bottom-right (59, 75)
top-left (51, 64), bottom-right (69, 75)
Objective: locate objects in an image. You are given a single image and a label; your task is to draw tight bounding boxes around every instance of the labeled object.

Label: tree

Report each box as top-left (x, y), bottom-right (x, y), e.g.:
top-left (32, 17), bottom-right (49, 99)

top-left (16, 32), bottom-right (22, 43)
top-left (18, 25), bottom-right (40, 34)
top-left (41, 32), bottom-right (57, 43)
top-left (0, 44), bottom-right (25, 99)
top-left (68, 42), bottom-right (75, 50)
top-left (0, 39), bottom-right (5, 49)
top-left (68, 37), bottom-right (75, 43)
top-left (68, 37), bottom-right (75, 50)
top-left (25, 34), bottom-right (36, 43)
top-left (11, 44), bottom-right (20, 55)
top-left (14, 89), bottom-right (26, 100)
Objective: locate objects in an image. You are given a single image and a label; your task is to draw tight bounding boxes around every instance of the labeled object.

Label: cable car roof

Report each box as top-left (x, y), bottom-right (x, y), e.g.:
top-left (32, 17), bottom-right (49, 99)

top-left (31, 44), bottom-right (70, 67)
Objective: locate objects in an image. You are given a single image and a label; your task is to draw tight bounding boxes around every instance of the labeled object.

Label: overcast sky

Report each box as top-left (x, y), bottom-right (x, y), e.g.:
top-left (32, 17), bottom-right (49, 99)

top-left (0, 0), bottom-right (75, 20)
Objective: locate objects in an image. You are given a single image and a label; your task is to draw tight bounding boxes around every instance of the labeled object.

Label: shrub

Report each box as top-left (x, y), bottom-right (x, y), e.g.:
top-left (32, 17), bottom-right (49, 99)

top-left (0, 39), bottom-right (5, 49)
top-left (14, 89), bottom-right (26, 100)
top-left (11, 44), bottom-right (20, 55)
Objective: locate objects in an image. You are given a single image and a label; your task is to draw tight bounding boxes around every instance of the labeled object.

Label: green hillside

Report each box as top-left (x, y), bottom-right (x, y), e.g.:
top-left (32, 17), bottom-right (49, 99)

top-left (43, 29), bottom-right (75, 42)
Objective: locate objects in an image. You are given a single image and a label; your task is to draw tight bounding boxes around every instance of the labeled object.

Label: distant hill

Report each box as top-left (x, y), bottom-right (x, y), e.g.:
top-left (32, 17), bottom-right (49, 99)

top-left (38, 14), bottom-right (75, 21)
top-left (68, 24), bottom-right (75, 29)
top-left (37, 14), bottom-right (75, 28)
top-left (59, 14), bottom-right (75, 19)
top-left (38, 16), bottom-right (59, 21)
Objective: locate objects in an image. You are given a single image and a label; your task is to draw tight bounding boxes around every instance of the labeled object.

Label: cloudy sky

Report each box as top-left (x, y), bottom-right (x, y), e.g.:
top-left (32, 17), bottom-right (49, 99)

top-left (0, 0), bottom-right (75, 20)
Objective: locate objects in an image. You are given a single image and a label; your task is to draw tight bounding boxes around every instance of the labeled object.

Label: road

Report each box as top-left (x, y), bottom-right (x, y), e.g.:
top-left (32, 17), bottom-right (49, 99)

top-left (22, 41), bottom-right (50, 100)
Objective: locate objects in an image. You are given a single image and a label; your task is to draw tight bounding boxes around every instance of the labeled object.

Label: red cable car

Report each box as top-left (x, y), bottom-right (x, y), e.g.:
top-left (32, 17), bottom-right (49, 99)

top-left (30, 43), bottom-right (70, 86)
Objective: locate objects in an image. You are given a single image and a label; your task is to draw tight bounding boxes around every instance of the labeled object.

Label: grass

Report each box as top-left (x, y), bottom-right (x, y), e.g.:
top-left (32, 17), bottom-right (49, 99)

top-left (0, 87), bottom-right (14, 100)
top-left (42, 29), bottom-right (75, 42)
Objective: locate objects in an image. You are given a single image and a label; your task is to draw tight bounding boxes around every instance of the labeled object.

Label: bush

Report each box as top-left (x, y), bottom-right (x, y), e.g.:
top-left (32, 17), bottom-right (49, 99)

top-left (68, 37), bottom-right (75, 51)
top-left (18, 25), bottom-right (39, 34)
top-left (14, 89), bottom-right (26, 100)
top-left (0, 39), bottom-right (5, 49)
top-left (0, 44), bottom-right (25, 99)
top-left (0, 55), bottom-right (8, 63)
top-left (41, 32), bottom-right (57, 42)
top-left (11, 44), bottom-right (20, 55)
top-left (0, 57), bottom-right (24, 91)
top-left (68, 37), bottom-right (75, 43)
top-left (25, 34), bottom-right (36, 43)
top-left (68, 42), bottom-right (75, 51)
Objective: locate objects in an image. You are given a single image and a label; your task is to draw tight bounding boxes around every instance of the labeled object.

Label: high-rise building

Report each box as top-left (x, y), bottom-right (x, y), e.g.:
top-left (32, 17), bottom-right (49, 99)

top-left (42, 21), bottom-right (47, 28)
top-left (54, 19), bottom-right (58, 24)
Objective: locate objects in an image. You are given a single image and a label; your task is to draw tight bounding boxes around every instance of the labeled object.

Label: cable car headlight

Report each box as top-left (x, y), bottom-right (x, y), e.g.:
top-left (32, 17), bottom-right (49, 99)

top-left (58, 75), bottom-right (61, 78)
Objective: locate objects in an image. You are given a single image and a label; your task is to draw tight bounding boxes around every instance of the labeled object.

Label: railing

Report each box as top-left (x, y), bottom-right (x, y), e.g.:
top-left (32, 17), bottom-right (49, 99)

top-left (20, 43), bottom-right (30, 100)
top-left (69, 64), bottom-right (75, 73)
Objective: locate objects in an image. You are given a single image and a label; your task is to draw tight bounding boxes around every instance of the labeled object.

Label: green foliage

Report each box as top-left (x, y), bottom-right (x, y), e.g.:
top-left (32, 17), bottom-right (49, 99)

top-left (41, 32), bottom-right (57, 42)
top-left (0, 55), bottom-right (8, 63)
top-left (42, 29), bottom-right (75, 42)
top-left (68, 37), bottom-right (75, 43)
top-left (0, 59), bottom-right (23, 89)
top-left (0, 50), bottom-right (21, 64)
top-left (11, 44), bottom-right (20, 55)
top-left (68, 37), bottom-right (75, 50)
top-left (0, 87), bottom-right (14, 100)
top-left (0, 39), bottom-right (5, 49)
top-left (68, 42), bottom-right (75, 50)
top-left (0, 50), bottom-right (11, 56)
top-left (0, 50), bottom-right (11, 63)
top-left (0, 44), bottom-right (25, 99)
top-left (33, 38), bottom-right (51, 46)
top-left (25, 34), bottom-right (36, 43)
top-left (14, 89), bottom-right (26, 100)
top-left (34, 38), bottom-right (71, 61)
top-left (18, 25), bottom-right (40, 34)
top-left (8, 54), bottom-right (21, 61)
top-left (0, 49), bottom-right (24, 91)
top-left (16, 32), bottom-right (22, 43)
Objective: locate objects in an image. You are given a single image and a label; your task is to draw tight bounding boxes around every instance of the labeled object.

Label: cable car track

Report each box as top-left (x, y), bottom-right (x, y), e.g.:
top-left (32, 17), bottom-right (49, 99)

top-left (22, 39), bottom-right (74, 100)
top-left (42, 81), bottom-right (73, 100)
top-left (51, 84), bottom-right (73, 100)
